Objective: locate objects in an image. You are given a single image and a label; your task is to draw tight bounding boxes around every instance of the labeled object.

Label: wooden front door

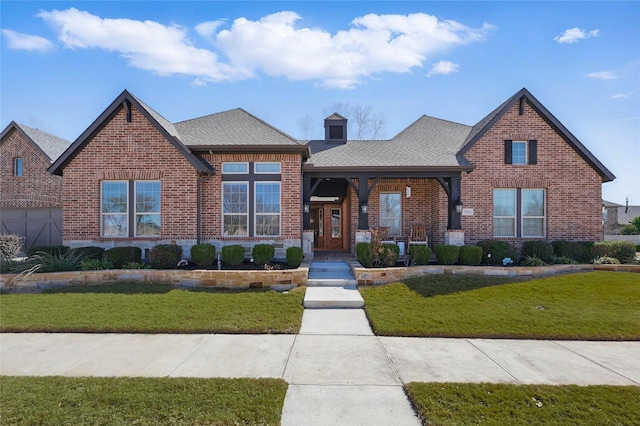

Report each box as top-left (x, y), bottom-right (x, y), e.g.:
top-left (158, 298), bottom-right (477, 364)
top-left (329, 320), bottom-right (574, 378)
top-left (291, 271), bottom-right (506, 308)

top-left (311, 205), bottom-right (343, 250)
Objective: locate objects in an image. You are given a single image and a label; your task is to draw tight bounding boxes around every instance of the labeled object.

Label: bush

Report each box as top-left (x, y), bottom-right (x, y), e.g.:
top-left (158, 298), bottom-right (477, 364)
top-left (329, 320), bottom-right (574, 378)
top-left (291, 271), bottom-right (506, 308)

top-left (592, 241), bottom-right (636, 263)
top-left (149, 244), bottom-right (183, 269)
top-left (0, 234), bottom-right (24, 260)
top-left (477, 240), bottom-right (518, 266)
top-left (104, 247), bottom-right (142, 269)
top-left (522, 241), bottom-right (554, 263)
top-left (252, 244), bottom-right (275, 265)
top-left (636, 244), bottom-right (640, 253)
top-left (434, 245), bottom-right (460, 265)
top-left (286, 247), bottom-right (304, 267)
top-left (380, 243), bottom-right (400, 267)
top-left (621, 216), bottom-right (640, 235)
top-left (81, 259), bottom-right (113, 270)
top-left (355, 242), bottom-right (374, 267)
top-left (409, 245), bottom-right (432, 265)
top-left (552, 241), bottom-right (595, 263)
top-left (26, 245), bottom-right (69, 257)
top-left (459, 245), bottom-right (482, 266)
top-left (522, 255), bottom-right (546, 267)
top-left (554, 256), bottom-right (577, 264)
top-left (222, 245), bottom-right (245, 266)
top-left (190, 243), bottom-right (216, 267)
top-left (593, 256), bottom-right (621, 265)
top-left (122, 261), bottom-right (149, 269)
top-left (75, 246), bottom-right (105, 260)
top-left (37, 249), bottom-right (86, 272)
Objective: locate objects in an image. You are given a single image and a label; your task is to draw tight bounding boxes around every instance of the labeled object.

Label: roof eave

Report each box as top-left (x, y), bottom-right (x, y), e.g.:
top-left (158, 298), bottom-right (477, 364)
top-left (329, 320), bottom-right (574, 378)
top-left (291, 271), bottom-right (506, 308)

top-left (190, 144), bottom-right (311, 160)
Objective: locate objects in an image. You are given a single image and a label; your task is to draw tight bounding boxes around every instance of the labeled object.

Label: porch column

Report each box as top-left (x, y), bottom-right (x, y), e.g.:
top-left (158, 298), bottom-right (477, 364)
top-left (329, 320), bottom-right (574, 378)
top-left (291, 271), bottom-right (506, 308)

top-left (448, 175), bottom-right (462, 230)
top-left (357, 174), bottom-right (370, 230)
top-left (302, 176), bottom-right (311, 230)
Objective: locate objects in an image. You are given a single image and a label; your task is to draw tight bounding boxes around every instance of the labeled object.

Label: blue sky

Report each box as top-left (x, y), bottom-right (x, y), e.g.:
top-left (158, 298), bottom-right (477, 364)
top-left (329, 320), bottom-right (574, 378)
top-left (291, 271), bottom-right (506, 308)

top-left (1, 1), bottom-right (638, 205)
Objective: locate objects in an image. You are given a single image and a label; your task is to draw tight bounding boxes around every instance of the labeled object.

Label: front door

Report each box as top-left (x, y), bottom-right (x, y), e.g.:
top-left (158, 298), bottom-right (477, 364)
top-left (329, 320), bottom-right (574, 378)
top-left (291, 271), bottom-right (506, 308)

top-left (311, 205), bottom-right (343, 250)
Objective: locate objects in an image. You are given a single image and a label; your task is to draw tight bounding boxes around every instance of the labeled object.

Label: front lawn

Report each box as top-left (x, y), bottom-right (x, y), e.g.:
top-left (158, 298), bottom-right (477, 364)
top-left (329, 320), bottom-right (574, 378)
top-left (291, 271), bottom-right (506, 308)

top-left (360, 272), bottom-right (640, 339)
top-left (0, 283), bottom-right (305, 334)
top-left (0, 376), bottom-right (287, 425)
top-left (405, 382), bottom-right (640, 426)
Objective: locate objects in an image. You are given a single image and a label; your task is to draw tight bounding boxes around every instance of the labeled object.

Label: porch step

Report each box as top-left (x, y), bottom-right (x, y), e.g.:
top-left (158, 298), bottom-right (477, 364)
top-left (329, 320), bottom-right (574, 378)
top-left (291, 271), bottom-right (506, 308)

top-left (307, 261), bottom-right (356, 287)
top-left (303, 286), bottom-right (364, 309)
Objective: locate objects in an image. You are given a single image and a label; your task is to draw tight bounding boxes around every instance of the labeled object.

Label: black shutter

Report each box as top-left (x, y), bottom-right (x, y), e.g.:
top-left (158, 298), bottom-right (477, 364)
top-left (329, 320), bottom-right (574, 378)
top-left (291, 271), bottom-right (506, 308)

top-left (504, 140), bottom-right (512, 164)
top-left (528, 140), bottom-right (537, 164)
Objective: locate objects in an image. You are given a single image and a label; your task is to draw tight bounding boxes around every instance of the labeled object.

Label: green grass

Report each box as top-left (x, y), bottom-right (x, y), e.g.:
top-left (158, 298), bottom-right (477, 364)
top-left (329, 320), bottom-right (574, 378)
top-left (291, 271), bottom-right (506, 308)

top-left (0, 376), bottom-right (287, 425)
top-left (360, 272), bottom-right (640, 339)
top-left (0, 282), bottom-right (305, 334)
top-left (405, 382), bottom-right (640, 426)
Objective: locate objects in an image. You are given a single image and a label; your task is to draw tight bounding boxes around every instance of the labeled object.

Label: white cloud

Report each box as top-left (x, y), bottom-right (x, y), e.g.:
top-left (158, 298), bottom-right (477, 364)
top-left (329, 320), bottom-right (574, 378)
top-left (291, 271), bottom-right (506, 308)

top-left (586, 71), bottom-right (618, 80)
top-left (554, 27), bottom-right (599, 44)
top-left (37, 8), bottom-right (243, 82)
top-left (36, 8), bottom-right (494, 89)
top-left (1, 29), bottom-right (54, 52)
top-left (426, 61), bottom-right (459, 77)
top-left (611, 93), bottom-right (629, 99)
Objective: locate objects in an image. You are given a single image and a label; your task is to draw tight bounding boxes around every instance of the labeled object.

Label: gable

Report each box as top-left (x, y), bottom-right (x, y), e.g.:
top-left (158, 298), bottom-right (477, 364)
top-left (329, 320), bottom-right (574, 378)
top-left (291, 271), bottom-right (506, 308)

top-left (1, 122), bottom-right (69, 163)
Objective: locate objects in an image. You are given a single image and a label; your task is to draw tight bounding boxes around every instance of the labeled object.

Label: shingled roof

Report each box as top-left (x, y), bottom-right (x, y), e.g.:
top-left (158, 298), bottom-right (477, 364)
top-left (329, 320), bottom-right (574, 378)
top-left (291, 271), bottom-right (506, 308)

top-left (1, 121), bottom-right (70, 162)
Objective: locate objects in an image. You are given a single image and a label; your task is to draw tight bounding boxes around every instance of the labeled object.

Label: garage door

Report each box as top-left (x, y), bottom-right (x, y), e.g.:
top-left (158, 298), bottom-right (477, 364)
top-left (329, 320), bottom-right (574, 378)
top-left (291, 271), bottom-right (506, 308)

top-left (0, 208), bottom-right (63, 251)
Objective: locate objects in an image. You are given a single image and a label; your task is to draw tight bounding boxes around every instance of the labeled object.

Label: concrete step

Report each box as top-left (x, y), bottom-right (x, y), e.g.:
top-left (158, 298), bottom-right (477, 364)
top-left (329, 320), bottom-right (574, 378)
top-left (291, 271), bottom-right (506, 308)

top-left (303, 286), bottom-right (364, 309)
top-left (309, 261), bottom-right (352, 273)
top-left (306, 278), bottom-right (358, 287)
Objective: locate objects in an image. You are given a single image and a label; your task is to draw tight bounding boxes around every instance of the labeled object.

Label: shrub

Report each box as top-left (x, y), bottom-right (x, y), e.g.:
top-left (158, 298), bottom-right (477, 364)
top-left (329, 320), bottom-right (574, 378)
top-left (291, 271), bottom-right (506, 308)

top-left (459, 245), bottom-right (482, 266)
top-left (552, 241), bottom-right (595, 263)
top-left (0, 234), bottom-right (24, 260)
top-left (149, 244), bottom-right (183, 269)
top-left (477, 240), bottom-right (518, 266)
top-left (592, 241), bottom-right (636, 263)
top-left (355, 242), bottom-right (374, 267)
top-left (593, 256), bottom-right (621, 265)
top-left (190, 243), bottom-right (216, 267)
top-left (75, 246), bottom-right (105, 260)
top-left (522, 241), bottom-right (554, 263)
top-left (252, 244), bottom-right (275, 265)
top-left (409, 245), bottom-right (432, 265)
top-left (122, 261), bottom-right (149, 269)
top-left (636, 244), bottom-right (640, 253)
top-left (222, 245), bottom-right (245, 266)
top-left (81, 259), bottom-right (113, 270)
top-left (434, 244), bottom-right (460, 265)
top-left (554, 256), bottom-right (577, 264)
top-left (104, 247), bottom-right (142, 269)
top-left (620, 224), bottom-right (638, 235)
top-left (37, 249), bottom-right (86, 272)
top-left (380, 243), bottom-right (400, 267)
top-left (522, 255), bottom-right (546, 267)
top-left (26, 245), bottom-right (69, 257)
top-left (286, 247), bottom-right (304, 268)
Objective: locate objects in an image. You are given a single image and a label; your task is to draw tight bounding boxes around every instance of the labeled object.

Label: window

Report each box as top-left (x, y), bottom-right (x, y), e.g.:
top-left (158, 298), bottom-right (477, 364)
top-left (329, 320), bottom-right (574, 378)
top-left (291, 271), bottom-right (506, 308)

top-left (255, 182), bottom-right (280, 236)
top-left (101, 180), bottom-right (161, 237)
top-left (380, 192), bottom-right (402, 235)
top-left (255, 162), bottom-right (281, 173)
top-left (331, 208), bottom-right (341, 238)
top-left (505, 140), bottom-right (537, 165)
top-left (13, 158), bottom-right (23, 176)
top-left (329, 125), bottom-right (344, 139)
top-left (223, 182), bottom-right (248, 236)
top-left (493, 188), bottom-right (545, 238)
top-left (222, 162), bottom-right (249, 174)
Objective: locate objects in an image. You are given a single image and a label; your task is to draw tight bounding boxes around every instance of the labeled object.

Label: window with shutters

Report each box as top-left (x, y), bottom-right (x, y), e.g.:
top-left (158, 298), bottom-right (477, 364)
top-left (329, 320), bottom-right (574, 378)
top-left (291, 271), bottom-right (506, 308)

top-left (505, 140), bottom-right (537, 165)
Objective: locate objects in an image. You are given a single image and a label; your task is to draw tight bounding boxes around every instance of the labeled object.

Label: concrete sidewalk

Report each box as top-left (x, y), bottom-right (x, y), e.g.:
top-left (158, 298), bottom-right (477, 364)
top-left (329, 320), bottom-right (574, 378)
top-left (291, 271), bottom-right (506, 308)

top-left (2, 310), bottom-right (639, 425)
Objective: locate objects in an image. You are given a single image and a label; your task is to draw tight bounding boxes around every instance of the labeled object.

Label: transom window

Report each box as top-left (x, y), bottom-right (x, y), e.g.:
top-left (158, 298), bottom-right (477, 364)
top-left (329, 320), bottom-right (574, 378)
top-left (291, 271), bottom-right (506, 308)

top-left (493, 188), bottom-right (545, 238)
top-left (13, 158), bottom-right (23, 176)
top-left (255, 162), bottom-right (281, 173)
top-left (222, 162), bottom-right (249, 174)
top-left (101, 180), bottom-right (161, 237)
top-left (380, 192), bottom-right (402, 235)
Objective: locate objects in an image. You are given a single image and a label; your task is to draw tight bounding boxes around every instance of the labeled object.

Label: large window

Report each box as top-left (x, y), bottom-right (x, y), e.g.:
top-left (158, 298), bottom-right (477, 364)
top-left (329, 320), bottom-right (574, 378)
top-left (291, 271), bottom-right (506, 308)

top-left (380, 192), bottom-right (402, 235)
top-left (101, 180), bottom-right (161, 237)
top-left (222, 162), bottom-right (281, 237)
top-left (493, 188), bottom-right (545, 237)
top-left (223, 182), bottom-right (248, 236)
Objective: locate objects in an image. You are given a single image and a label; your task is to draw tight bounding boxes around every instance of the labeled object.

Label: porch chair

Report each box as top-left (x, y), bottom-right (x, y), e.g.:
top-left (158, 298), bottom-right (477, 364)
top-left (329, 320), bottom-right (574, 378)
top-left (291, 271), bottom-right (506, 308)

top-left (378, 227), bottom-right (397, 245)
top-left (409, 225), bottom-right (428, 247)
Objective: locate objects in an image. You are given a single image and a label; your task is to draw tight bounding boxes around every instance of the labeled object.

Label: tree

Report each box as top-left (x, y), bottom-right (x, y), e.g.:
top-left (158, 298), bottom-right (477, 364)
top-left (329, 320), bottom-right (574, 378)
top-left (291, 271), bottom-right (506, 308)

top-left (323, 102), bottom-right (388, 140)
top-left (297, 115), bottom-right (315, 140)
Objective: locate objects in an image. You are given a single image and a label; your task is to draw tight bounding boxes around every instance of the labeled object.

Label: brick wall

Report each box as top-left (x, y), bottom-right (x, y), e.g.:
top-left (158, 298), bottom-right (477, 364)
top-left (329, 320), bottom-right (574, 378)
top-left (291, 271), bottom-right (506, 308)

top-left (461, 101), bottom-right (604, 244)
top-left (0, 128), bottom-right (62, 208)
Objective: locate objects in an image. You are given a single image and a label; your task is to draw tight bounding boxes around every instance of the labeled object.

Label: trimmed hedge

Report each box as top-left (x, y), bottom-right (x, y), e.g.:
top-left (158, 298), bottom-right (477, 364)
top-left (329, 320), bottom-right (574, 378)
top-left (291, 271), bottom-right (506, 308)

top-left (190, 243), bottom-right (216, 267)
top-left (104, 247), bottom-right (142, 269)
top-left (222, 245), bottom-right (245, 266)
top-left (409, 245), bottom-right (432, 265)
top-left (27, 245), bottom-right (69, 257)
top-left (434, 244), bottom-right (460, 265)
top-left (459, 245), bottom-right (482, 266)
top-left (74, 246), bottom-right (105, 261)
top-left (286, 247), bottom-right (304, 267)
top-left (252, 244), bottom-right (275, 265)
top-left (522, 241), bottom-right (554, 263)
top-left (355, 242), bottom-right (373, 267)
top-left (592, 241), bottom-right (636, 263)
top-left (149, 244), bottom-right (183, 269)
top-left (476, 240), bottom-right (517, 266)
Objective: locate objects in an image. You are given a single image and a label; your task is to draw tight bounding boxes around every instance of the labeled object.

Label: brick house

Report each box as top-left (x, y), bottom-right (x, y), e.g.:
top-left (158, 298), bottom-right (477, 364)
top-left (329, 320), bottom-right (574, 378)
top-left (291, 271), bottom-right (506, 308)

top-left (48, 88), bottom-right (614, 259)
top-left (1, 122), bottom-right (70, 250)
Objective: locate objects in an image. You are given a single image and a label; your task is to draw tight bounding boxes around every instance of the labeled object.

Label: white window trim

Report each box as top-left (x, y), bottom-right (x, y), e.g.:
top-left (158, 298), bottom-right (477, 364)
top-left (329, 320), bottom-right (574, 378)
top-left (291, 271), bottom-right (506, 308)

top-left (222, 162), bottom-right (249, 174)
top-left (101, 180), bottom-right (129, 238)
top-left (134, 180), bottom-right (161, 237)
top-left (521, 188), bottom-right (546, 238)
top-left (512, 141), bottom-right (527, 165)
top-left (255, 162), bottom-right (281, 174)
top-left (493, 188), bottom-right (546, 238)
top-left (222, 181), bottom-right (249, 236)
top-left (493, 189), bottom-right (517, 238)
top-left (254, 181), bottom-right (281, 237)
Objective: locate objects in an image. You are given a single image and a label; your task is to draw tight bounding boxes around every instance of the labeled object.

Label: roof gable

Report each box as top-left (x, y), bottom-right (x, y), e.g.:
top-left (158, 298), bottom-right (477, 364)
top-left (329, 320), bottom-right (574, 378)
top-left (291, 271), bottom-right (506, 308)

top-left (458, 87), bottom-right (615, 182)
top-left (1, 121), bottom-right (70, 163)
top-left (48, 90), bottom-right (213, 175)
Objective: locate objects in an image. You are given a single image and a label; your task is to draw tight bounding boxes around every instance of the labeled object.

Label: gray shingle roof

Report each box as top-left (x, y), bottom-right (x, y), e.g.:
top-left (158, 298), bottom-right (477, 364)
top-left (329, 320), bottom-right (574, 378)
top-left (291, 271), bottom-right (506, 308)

top-left (14, 122), bottom-right (70, 162)
top-left (306, 115), bottom-right (472, 168)
top-left (175, 108), bottom-right (304, 147)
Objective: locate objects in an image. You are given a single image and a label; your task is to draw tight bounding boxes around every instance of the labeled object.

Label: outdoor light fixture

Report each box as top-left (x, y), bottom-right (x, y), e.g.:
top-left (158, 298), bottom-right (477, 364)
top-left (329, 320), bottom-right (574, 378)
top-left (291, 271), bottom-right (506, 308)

top-left (455, 200), bottom-right (464, 214)
top-left (405, 185), bottom-right (411, 198)
top-left (361, 203), bottom-right (368, 214)
top-left (303, 203), bottom-right (310, 213)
